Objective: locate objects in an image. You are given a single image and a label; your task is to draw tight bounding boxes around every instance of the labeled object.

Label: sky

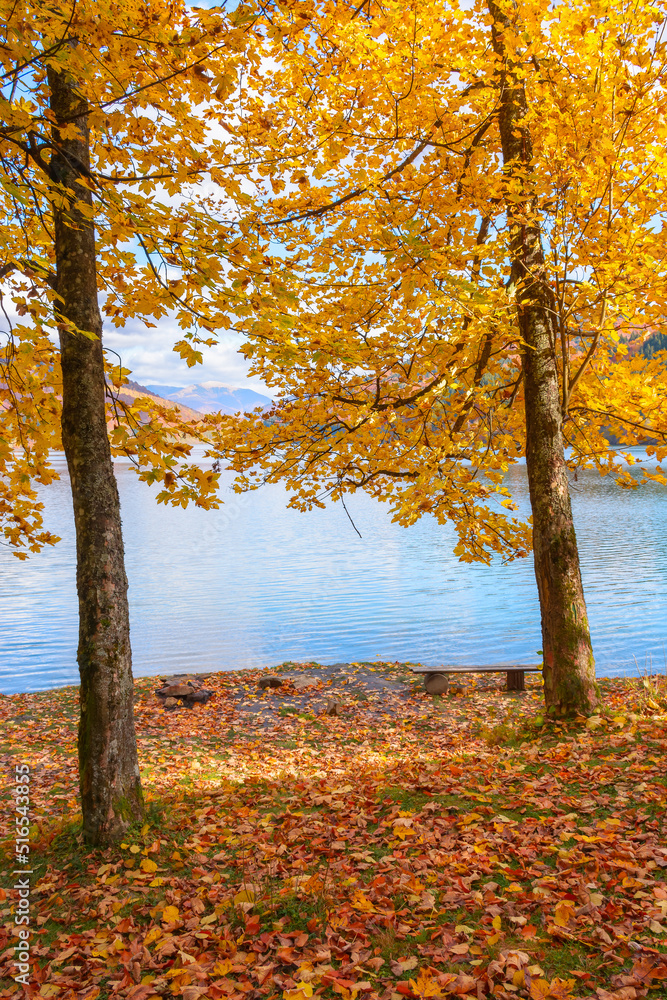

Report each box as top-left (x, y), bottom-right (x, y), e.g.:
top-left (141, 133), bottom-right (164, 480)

top-left (103, 313), bottom-right (271, 392)
top-left (102, 0), bottom-right (271, 394)
top-left (0, 0), bottom-right (270, 396)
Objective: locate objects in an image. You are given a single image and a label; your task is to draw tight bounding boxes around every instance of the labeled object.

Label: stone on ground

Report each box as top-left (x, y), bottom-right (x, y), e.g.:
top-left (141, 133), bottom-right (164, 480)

top-left (293, 677), bottom-right (317, 691)
top-left (159, 683), bottom-right (195, 697)
top-left (258, 676), bottom-right (283, 690)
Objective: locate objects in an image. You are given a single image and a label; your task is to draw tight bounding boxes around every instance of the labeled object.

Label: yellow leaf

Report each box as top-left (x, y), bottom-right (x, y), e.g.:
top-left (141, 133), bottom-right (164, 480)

top-left (351, 890), bottom-right (376, 912)
top-left (162, 905), bottom-right (180, 923)
top-left (234, 888), bottom-right (256, 904)
top-left (547, 979), bottom-right (575, 998)
top-left (529, 980), bottom-right (552, 1000)
top-left (140, 858), bottom-right (158, 873)
top-left (283, 985), bottom-right (313, 1000)
top-left (554, 900), bottom-right (575, 927)
top-left (461, 812), bottom-right (484, 825)
top-left (410, 968), bottom-right (443, 997)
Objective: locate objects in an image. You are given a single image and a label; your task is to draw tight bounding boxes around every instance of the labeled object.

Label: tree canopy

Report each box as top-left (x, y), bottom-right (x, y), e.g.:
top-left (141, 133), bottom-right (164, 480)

top-left (209, 0), bottom-right (667, 557)
top-left (0, 0), bottom-right (270, 557)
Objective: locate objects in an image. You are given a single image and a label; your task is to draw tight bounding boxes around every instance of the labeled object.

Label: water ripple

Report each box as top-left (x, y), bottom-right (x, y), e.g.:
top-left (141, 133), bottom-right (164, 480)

top-left (2, 449), bottom-right (666, 693)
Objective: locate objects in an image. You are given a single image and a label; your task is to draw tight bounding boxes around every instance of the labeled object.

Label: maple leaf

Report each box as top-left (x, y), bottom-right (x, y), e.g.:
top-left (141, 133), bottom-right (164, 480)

top-left (161, 905), bottom-right (180, 924)
top-left (351, 890), bottom-right (376, 912)
top-left (553, 900), bottom-right (576, 927)
top-left (284, 986), bottom-right (314, 1000)
top-left (409, 969), bottom-right (443, 998)
top-left (547, 980), bottom-right (576, 999)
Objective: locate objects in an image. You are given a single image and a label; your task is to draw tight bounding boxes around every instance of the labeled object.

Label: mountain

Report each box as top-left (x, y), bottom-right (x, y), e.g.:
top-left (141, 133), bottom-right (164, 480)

top-left (144, 381), bottom-right (272, 415)
top-left (117, 380), bottom-right (203, 421)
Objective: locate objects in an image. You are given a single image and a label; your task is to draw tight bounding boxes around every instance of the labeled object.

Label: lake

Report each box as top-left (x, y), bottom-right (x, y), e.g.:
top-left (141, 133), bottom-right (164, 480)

top-left (2, 448), bottom-right (666, 694)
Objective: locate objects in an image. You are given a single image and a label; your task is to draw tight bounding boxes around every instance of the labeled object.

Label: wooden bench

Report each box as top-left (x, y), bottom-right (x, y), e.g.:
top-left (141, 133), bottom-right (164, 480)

top-left (411, 664), bottom-right (542, 692)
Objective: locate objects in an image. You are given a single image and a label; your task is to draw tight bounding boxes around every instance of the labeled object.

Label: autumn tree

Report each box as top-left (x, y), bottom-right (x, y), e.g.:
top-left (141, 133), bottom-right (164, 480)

top-left (486, 0), bottom-right (597, 713)
top-left (210, 0), bottom-right (667, 716)
top-left (0, 0), bottom-right (265, 842)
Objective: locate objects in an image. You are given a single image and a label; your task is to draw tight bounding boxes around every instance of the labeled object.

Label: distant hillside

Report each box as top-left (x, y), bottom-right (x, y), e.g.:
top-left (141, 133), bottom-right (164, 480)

top-left (117, 380), bottom-right (203, 421)
top-left (144, 381), bottom-right (272, 415)
top-left (641, 332), bottom-right (667, 359)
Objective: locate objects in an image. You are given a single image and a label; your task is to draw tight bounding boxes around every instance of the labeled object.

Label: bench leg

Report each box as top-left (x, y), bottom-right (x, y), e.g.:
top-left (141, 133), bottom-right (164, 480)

top-left (507, 670), bottom-right (525, 692)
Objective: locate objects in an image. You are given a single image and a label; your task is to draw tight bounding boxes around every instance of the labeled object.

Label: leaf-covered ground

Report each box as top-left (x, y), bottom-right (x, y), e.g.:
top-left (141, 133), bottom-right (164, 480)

top-left (1, 663), bottom-right (667, 1000)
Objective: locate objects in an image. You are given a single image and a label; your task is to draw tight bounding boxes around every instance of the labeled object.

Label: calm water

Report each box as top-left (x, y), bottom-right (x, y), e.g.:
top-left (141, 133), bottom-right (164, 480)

top-left (2, 449), bottom-right (666, 694)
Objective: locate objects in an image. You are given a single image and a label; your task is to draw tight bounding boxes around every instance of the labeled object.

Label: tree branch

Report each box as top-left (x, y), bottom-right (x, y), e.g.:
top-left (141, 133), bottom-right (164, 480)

top-left (265, 132), bottom-right (435, 227)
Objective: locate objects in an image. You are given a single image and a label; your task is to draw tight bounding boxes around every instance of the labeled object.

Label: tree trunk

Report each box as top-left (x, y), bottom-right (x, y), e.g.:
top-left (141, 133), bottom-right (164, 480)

top-left (48, 66), bottom-right (144, 841)
top-left (488, 2), bottom-right (598, 715)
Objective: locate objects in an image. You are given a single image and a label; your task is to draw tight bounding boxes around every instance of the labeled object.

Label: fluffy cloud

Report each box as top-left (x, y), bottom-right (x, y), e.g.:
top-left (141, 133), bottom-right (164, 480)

top-left (103, 313), bottom-right (272, 394)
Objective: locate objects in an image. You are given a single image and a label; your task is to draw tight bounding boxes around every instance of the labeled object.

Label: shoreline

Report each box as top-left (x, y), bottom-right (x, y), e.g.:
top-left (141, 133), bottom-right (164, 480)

top-left (2, 655), bottom-right (664, 699)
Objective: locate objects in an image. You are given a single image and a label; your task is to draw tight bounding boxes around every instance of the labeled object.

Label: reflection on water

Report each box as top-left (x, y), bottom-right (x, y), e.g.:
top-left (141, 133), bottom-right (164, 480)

top-left (2, 450), bottom-right (666, 694)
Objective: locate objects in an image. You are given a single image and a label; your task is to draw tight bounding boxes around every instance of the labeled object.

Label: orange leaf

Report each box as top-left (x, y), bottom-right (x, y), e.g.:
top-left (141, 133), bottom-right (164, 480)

top-left (530, 980), bottom-right (552, 1000)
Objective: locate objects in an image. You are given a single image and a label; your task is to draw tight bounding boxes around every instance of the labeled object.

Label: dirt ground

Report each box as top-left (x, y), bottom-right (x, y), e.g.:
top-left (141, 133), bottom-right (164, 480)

top-left (154, 660), bottom-right (530, 731)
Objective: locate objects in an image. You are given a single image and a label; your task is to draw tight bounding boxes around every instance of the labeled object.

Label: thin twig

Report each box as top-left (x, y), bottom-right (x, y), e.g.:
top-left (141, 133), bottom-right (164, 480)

top-left (340, 492), bottom-right (362, 538)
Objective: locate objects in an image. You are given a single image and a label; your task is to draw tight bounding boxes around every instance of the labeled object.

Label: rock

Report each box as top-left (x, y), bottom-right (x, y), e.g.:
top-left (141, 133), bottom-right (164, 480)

top-left (187, 689), bottom-right (213, 704)
top-left (258, 676), bottom-right (283, 690)
top-left (156, 681), bottom-right (213, 708)
top-left (424, 672), bottom-right (449, 695)
top-left (158, 683), bottom-right (195, 698)
top-left (293, 677), bottom-right (317, 691)
top-left (325, 698), bottom-right (344, 716)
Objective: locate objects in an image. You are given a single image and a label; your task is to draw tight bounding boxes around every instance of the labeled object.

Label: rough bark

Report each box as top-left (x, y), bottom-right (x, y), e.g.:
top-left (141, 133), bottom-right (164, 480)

top-left (48, 65), bottom-right (144, 841)
top-left (488, 1), bottom-right (598, 715)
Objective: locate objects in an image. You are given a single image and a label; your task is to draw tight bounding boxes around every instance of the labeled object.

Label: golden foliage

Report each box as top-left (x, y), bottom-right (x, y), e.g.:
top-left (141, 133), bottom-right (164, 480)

top-left (207, 0), bottom-right (667, 561)
top-left (3, 0), bottom-right (667, 560)
top-left (0, 0), bottom-right (265, 551)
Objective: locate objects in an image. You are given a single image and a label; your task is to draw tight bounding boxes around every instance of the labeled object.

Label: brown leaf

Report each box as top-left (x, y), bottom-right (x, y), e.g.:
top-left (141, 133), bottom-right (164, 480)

top-left (391, 956), bottom-right (419, 975)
